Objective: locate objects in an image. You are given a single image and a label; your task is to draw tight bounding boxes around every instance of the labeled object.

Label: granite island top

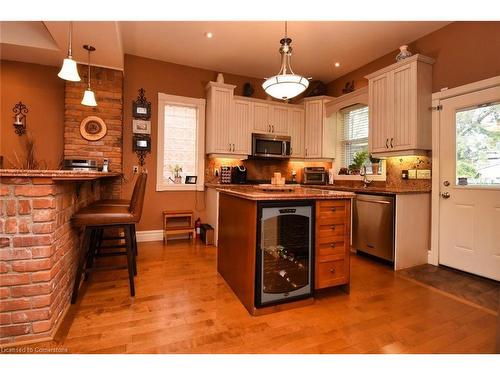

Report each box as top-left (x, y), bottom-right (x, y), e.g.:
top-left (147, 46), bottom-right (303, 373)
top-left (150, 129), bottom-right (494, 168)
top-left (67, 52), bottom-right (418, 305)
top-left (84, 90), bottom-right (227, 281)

top-left (0, 169), bottom-right (122, 181)
top-left (206, 182), bottom-right (430, 195)
top-left (216, 186), bottom-right (355, 201)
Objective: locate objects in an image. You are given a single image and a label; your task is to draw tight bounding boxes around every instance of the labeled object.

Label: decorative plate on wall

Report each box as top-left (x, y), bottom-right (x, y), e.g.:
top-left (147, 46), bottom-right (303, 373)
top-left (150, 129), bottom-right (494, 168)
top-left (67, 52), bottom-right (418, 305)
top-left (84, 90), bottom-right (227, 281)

top-left (80, 116), bottom-right (107, 141)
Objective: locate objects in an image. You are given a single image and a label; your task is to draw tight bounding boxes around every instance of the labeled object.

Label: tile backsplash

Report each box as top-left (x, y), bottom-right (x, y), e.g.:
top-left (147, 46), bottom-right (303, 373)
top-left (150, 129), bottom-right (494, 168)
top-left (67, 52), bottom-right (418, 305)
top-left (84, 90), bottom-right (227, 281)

top-left (205, 154), bottom-right (432, 190)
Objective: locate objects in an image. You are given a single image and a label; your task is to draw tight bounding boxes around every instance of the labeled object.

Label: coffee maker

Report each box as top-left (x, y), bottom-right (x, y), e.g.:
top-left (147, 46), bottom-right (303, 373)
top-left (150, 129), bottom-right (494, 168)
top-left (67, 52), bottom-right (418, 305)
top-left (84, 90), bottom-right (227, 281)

top-left (231, 165), bottom-right (247, 184)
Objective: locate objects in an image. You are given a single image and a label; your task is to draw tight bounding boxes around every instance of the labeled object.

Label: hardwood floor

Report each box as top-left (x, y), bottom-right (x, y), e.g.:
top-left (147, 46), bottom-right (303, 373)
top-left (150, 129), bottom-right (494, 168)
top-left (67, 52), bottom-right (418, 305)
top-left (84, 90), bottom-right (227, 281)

top-left (17, 240), bottom-right (499, 353)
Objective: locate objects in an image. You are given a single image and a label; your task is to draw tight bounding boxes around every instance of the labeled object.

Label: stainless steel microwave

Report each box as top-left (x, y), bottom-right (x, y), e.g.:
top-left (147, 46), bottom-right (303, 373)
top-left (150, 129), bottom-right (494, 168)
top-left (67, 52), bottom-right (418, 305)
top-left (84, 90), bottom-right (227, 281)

top-left (303, 167), bottom-right (327, 185)
top-left (252, 133), bottom-right (291, 159)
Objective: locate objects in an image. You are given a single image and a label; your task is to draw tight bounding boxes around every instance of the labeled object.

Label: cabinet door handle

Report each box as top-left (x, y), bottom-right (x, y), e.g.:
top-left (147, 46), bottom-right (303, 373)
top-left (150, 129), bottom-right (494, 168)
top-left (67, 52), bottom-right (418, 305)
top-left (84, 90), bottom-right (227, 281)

top-left (330, 243), bottom-right (336, 248)
top-left (305, 148), bottom-right (308, 156)
top-left (385, 138), bottom-right (389, 148)
top-left (331, 207), bottom-right (336, 212)
top-left (229, 143), bottom-right (231, 151)
top-left (330, 225), bottom-right (336, 230)
top-left (268, 124), bottom-right (271, 132)
top-left (329, 268), bottom-right (335, 274)
top-left (390, 138), bottom-right (394, 148)
top-left (272, 125), bottom-right (275, 133)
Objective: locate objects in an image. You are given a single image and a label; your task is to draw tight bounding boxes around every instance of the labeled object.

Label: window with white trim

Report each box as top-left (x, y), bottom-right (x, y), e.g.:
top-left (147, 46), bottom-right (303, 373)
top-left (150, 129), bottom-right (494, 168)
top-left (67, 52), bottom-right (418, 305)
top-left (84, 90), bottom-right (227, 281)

top-left (337, 104), bottom-right (369, 169)
top-left (156, 93), bottom-right (206, 191)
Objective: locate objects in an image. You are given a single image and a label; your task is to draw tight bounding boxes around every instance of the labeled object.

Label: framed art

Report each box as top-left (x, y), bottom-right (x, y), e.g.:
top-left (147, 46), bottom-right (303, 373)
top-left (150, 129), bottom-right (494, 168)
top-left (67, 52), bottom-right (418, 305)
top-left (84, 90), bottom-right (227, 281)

top-left (132, 88), bottom-right (152, 119)
top-left (185, 176), bottom-right (197, 184)
top-left (80, 116), bottom-right (107, 141)
top-left (132, 119), bottom-right (151, 134)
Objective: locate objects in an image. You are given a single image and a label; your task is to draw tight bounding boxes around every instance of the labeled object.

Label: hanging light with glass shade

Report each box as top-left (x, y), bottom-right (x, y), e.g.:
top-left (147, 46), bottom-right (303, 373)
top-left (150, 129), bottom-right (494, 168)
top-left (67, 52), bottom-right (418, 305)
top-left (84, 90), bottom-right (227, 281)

top-left (81, 45), bottom-right (97, 107)
top-left (262, 21), bottom-right (309, 100)
top-left (58, 22), bottom-right (81, 82)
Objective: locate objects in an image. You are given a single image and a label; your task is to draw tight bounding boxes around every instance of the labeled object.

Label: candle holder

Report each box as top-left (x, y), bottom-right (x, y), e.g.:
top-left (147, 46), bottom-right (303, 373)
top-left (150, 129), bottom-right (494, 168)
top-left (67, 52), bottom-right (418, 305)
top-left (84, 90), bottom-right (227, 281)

top-left (13, 101), bottom-right (28, 136)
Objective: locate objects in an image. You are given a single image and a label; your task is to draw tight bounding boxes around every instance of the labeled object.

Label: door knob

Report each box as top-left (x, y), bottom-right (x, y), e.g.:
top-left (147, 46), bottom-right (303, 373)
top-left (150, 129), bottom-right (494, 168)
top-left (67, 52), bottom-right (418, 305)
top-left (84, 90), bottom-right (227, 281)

top-left (441, 192), bottom-right (450, 199)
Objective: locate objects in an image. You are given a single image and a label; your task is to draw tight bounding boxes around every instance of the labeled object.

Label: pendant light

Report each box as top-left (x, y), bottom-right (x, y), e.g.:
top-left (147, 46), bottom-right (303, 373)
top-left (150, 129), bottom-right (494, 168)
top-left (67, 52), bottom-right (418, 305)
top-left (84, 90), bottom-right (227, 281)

top-left (262, 21), bottom-right (309, 100)
top-left (58, 22), bottom-right (81, 82)
top-left (81, 45), bottom-right (97, 107)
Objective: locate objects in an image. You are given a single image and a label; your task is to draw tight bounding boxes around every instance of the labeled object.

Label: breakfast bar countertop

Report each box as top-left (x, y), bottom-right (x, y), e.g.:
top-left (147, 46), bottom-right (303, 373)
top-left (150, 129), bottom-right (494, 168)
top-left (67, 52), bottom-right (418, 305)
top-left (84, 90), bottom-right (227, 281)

top-left (216, 186), bottom-right (355, 200)
top-left (0, 169), bottom-right (122, 181)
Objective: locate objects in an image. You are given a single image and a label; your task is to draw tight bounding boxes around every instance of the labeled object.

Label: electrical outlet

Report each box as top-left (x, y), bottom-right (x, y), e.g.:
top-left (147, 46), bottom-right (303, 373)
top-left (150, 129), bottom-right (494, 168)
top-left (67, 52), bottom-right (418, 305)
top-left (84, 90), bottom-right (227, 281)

top-left (132, 166), bottom-right (139, 174)
top-left (408, 169), bottom-right (417, 179)
top-left (417, 169), bottom-right (432, 179)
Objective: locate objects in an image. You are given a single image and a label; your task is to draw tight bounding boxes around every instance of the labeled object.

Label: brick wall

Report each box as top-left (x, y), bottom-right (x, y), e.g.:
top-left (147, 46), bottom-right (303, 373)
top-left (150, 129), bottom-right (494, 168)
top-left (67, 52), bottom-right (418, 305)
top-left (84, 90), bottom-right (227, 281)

top-left (0, 177), bottom-right (100, 345)
top-left (64, 64), bottom-right (123, 198)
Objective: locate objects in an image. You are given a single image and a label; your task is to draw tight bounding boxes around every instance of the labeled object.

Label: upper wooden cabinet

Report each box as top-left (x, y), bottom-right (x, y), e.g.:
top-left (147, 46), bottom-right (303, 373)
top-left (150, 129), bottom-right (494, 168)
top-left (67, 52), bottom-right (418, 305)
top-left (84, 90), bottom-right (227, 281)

top-left (252, 102), bottom-right (288, 135)
top-left (303, 96), bottom-right (336, 159)
top-left (287, 107), bottom-right (305, 158)
top-left (366, 54), bottom-right (435, 156)
top-left (206, 82), bottom-right (251, 156)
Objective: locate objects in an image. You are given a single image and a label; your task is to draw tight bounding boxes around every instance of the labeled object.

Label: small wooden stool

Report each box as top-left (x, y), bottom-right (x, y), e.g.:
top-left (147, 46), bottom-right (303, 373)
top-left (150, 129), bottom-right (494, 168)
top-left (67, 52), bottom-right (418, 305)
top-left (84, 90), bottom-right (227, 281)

top-left (162, 210), bottom-right (194, 244)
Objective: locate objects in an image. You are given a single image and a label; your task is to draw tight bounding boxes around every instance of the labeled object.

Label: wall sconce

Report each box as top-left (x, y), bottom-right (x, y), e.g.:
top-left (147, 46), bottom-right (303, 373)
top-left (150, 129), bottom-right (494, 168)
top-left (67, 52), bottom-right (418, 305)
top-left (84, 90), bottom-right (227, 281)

top-left (13, 101), bottom-right (28, 136)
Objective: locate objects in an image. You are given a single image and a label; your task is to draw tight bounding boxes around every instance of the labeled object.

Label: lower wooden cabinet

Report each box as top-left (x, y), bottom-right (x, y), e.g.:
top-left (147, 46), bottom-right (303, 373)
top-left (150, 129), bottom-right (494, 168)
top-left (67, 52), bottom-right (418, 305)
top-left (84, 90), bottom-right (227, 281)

top-left (315, 199), bottom-right (351, 290)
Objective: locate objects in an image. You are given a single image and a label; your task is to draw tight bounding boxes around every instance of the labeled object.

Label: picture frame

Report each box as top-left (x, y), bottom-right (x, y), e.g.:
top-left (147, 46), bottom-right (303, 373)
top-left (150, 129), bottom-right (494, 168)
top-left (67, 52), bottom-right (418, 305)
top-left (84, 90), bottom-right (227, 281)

top-left (132, 119), bottom-right (151, 134)
top-left (185, 175), bottom-right (197, 184)
top-left (132, 102), bottom-right (151, 119)
top-left (132, 135), bottom-right (151, 151)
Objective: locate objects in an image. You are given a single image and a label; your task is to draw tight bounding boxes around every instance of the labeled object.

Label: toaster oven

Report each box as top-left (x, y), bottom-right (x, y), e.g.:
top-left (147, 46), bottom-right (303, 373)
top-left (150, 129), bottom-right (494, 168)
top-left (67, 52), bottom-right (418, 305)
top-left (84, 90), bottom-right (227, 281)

top-left (303, 167), bottom-right (326, 185)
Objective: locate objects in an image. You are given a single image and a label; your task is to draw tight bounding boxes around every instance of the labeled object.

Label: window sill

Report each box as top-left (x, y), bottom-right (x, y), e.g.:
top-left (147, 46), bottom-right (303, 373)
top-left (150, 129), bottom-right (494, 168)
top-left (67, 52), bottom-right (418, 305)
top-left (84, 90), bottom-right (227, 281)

top-left (334, 174), bottom-right (386, 182)
top-left (156, 184), bottom-right (204, 192)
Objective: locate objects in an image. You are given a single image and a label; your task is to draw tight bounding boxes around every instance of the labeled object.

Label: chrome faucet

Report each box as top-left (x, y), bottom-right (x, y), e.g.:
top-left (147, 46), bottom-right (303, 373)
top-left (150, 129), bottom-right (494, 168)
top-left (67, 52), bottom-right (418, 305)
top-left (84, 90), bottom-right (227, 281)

top-left (360, 166), bottom-right (372, 188)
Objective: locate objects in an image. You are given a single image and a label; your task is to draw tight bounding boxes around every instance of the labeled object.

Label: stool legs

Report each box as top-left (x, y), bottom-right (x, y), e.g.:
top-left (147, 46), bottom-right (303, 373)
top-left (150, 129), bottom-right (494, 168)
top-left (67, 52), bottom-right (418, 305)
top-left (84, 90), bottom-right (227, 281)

top-left (72, 226), bottom-right (92, 304)
top-left (124, 224), bottom-right (136, 297)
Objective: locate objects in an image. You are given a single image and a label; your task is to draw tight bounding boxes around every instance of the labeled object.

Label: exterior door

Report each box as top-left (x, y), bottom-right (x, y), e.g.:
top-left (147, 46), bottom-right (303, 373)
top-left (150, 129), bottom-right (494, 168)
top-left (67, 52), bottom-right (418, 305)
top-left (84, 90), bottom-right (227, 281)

top-left (438, 85), bottom-right (500, 281)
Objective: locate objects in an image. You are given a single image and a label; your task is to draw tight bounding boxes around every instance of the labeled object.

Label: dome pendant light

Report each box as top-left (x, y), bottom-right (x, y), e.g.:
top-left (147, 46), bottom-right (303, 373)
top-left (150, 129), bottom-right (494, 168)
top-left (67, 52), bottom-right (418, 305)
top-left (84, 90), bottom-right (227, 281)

top-left (81, 45), bottom-right (97, 107)
top-left (262, 21), bottom-right (309, 101)
top-left (58, 22), bottom-right (81, 82)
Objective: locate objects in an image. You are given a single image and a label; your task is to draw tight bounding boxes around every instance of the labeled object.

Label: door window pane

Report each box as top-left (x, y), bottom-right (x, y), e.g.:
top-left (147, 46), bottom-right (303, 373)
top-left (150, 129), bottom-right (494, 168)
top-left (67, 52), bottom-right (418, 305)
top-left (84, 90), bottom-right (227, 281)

top-left (456, 102), bottom-right (500, 185)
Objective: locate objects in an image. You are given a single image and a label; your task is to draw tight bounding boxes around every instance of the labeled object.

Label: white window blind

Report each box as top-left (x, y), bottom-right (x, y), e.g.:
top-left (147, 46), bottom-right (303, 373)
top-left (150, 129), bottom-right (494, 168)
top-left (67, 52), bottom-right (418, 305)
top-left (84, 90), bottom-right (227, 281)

top-left (337, 104), bottom-right (369, 168)
top-left (162, 104), bottom-right (197, 181)
top-left (156, 93), bottom-right (205, 191)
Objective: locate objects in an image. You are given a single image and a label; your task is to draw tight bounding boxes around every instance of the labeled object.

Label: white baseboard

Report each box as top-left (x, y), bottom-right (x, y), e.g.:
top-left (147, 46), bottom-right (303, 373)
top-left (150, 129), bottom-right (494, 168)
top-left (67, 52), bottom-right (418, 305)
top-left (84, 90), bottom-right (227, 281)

top-left (135, 230), bottom-right (192, 243)
top-left (136, 230), bottom-right (163, 242)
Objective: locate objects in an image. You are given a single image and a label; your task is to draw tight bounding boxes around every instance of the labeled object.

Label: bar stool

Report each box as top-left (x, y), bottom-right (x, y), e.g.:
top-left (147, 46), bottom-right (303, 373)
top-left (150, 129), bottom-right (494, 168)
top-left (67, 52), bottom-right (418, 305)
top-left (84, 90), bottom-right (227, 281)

top-left (71, 172), bottom-right (147, 303)
top-left (90, 173), bottom-right (145, 257)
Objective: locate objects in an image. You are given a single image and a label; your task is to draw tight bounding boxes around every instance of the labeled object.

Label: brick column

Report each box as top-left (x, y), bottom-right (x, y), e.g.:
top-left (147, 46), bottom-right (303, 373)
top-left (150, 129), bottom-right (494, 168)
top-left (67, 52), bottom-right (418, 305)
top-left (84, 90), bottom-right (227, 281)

top-left (0, 177), bottom-right (99, 345)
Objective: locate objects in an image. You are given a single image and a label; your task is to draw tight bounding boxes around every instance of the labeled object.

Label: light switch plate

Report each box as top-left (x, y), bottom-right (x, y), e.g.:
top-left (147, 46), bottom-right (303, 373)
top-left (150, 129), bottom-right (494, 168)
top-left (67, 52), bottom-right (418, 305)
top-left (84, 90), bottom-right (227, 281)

top-left (417, 169), bottom-right (432, 179)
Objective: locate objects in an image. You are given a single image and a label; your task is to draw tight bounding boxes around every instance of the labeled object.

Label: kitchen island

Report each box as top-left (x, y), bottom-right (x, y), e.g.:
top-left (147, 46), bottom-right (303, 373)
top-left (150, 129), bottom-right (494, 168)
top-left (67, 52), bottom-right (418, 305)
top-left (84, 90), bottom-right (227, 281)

top-left (216, 186), bottom-right (355, 315)
top-left (0, 170), bottom-right (121, 345)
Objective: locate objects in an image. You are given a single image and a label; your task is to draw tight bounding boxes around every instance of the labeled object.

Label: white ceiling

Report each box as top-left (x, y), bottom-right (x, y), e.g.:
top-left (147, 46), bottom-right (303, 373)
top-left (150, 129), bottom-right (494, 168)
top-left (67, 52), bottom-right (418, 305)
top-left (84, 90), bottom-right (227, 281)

top-left (1, 21), bottom-right (451, 82)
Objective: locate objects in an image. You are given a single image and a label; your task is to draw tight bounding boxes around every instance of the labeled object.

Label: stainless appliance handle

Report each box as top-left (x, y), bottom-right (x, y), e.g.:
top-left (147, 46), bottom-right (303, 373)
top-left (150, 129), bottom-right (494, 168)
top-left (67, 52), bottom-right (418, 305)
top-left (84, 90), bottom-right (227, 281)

top-left (282, 141), bottom-right (287, 156)
top-left (356, 198), bottom-right (391, 205)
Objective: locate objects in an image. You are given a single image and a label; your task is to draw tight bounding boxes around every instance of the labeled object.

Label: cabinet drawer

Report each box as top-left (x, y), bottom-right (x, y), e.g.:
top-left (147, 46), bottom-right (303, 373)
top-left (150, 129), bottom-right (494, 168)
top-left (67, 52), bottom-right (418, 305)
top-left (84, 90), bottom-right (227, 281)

top-left (318, 223), bottom-right (346, 239)
top-left (317, 241), bottom-right (346, 258)
top-left (315, 259), bottom-right (348, 289)
top-left (317, 201), bottom-right (346, 220)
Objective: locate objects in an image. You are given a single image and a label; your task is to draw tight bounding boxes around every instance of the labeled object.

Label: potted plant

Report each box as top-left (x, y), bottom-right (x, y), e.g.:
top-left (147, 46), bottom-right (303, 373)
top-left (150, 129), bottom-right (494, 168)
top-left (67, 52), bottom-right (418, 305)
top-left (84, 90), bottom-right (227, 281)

top-left (169, 164), bottom-right (183, 183)
top-left (369, 154), bottom-right (381, 175)
top-left (348, 150), bottom-right (368, 175)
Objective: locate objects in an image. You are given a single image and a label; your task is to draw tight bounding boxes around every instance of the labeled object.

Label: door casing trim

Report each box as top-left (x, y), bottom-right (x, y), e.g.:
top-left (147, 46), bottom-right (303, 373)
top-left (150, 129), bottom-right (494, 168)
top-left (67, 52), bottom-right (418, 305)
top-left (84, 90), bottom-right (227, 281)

top-left (429, 75), bottom-right (500, 265)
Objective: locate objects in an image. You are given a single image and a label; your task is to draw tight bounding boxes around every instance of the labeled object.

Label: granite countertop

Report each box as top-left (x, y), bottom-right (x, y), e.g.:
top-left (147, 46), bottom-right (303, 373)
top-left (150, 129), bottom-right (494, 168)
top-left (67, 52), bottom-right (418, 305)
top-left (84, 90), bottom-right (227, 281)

top-left (0, 169), bottom-right (122, 181)
top-left (306, 184), bottom-right (431, 195)
top-left (206, 182), bottom-right (431, 195)
top-left (216, 186), bottom-right (355, 201)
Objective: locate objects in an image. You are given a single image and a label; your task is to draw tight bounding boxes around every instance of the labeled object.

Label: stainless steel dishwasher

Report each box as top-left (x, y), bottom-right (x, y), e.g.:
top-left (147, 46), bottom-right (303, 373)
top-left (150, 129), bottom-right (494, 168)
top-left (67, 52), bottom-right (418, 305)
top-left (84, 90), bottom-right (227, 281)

top-left (353, 193), bottom-right (395, 262)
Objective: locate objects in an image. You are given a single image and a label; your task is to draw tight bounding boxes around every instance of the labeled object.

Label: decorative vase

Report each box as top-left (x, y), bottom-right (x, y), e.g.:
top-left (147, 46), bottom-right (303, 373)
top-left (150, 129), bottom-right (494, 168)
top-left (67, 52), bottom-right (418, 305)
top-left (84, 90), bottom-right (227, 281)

top-left (372, 163), bottom-right (379, 175)
top-left (396, 45), bottom-right (412, 61)
top-left (174, 176), bottom-right (182, 184)
top-left (216, 73), bottom-right (224, 83)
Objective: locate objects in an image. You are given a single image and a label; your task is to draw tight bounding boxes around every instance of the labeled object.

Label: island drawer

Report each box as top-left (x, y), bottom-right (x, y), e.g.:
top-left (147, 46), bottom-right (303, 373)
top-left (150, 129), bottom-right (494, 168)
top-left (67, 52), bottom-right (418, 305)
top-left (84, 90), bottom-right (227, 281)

top-left (317, 200), bottom-right (347, 219)
top-left (315, 258), bottom-right (348, 289)
top-left (317, 223), bottom-right (346, 239)
top-left (317, 240), bottom-right (346, 257)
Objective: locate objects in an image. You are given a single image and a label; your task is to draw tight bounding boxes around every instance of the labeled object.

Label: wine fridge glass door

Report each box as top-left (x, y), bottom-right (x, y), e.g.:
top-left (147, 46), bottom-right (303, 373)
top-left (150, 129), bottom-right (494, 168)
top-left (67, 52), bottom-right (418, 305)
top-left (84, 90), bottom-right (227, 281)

top-left (256, 202), bottom-right (313, 307)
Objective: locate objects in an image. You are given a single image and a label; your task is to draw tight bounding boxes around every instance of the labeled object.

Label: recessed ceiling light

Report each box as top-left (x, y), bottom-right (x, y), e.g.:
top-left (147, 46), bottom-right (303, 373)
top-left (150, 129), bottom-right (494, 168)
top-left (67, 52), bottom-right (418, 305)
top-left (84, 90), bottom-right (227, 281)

top-left (205, 32), bottom-right (213, 39)
top-left (334, 62), bottom-right (340, 68)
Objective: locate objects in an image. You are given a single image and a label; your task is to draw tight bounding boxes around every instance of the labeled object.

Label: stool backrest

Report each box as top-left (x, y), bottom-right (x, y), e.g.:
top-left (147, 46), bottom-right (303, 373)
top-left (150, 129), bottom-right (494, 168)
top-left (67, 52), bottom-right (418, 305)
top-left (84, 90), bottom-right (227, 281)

top-left (129, 173), bottom-right (143, 204)
top-left (129, 172), bottom-right (147, 222)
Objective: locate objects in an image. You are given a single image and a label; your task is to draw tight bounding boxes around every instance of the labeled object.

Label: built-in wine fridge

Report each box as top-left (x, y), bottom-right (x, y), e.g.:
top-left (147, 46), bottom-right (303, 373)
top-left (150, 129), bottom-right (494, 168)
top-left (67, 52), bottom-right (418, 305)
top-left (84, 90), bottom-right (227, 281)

top-left (255, 200), bottom-right (314, 307)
